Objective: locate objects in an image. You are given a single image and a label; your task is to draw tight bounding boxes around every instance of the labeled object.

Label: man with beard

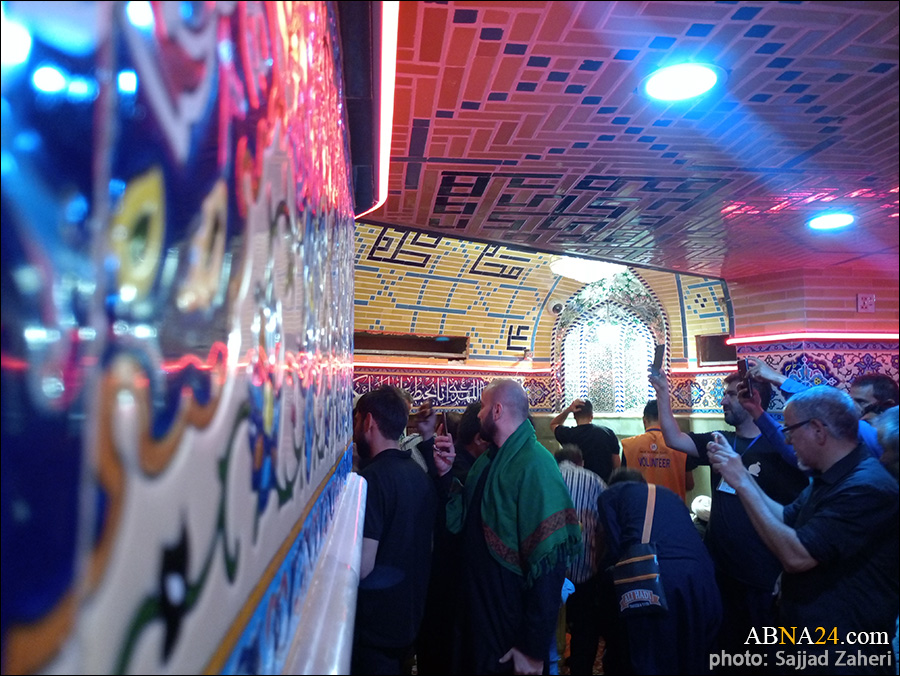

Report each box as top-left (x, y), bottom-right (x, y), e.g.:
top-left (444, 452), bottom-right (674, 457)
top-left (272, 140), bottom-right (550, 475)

top-left (708, 387), bottom-right (898, 675)
top-left (433, 379), bottom-right (581, 675)
top-left (352, 386), bottom-right (437, 675)
top-left (649, 371), bottom-right (809, 665)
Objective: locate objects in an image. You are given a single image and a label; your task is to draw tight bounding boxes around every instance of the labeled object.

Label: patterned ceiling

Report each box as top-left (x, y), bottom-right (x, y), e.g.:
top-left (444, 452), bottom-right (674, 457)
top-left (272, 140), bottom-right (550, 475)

top-left (360, 0), bottom-right (899, 281)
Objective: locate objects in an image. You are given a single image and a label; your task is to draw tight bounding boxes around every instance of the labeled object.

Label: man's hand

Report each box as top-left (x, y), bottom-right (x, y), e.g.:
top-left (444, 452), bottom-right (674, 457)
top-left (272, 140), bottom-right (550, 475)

top-left (415, 399), bottom-right (437, 440)
top-left (499, 647), bottom-right (543, 675)
top-left (707, 432), bottom-right (750, 489)
top-left (747, 357), bottom-right (785, 387)
top-left (432, 424), bottom-right (456, 477)
top-left (737, 380), bottom-right (764, 419)
top-left (568, 398), bottom-right (586, 414)
top-left (648, 368), bottom-right (669, 398)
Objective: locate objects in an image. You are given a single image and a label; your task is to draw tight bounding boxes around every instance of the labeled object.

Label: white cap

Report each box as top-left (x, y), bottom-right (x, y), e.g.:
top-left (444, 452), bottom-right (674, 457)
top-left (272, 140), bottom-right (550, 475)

top-left (691, 495), bottom-right (711, 521)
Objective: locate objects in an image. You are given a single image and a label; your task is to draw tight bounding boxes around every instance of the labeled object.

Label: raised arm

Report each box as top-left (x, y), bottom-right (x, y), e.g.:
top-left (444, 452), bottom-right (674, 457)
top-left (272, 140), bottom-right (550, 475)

top-left (648, 370), bottom-right (700, 457)
top-left (707, 433), bottom-right (816, 573)
top-left (736, 380), bottom-right (800, 468)
top-left (549, 399), bottom-right (580, 432)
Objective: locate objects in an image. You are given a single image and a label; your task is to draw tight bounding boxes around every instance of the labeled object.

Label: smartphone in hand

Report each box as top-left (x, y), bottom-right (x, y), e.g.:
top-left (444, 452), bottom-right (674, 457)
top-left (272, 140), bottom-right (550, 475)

top-left (650, 344), bottom-right (665, 375)
top-left (736, 358), bottom-right (754, 396)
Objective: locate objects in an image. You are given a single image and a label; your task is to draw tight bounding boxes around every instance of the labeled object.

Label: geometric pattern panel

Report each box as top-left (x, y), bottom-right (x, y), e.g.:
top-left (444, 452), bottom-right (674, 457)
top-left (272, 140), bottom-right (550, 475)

top-left (1, 3), bottom-right (355, 674)
top-left (370, 1), bottom-right (899, 280)
top-left (669, 372), bottom-right (731, 416)
top-left (669, 340), bottom-right (900, 418)
top-left (355, 224), bottom-right (563, 362)
top-left (738, 340), bottom-right (900, 418)
top-left (353, 366), bottom-right (556, 413)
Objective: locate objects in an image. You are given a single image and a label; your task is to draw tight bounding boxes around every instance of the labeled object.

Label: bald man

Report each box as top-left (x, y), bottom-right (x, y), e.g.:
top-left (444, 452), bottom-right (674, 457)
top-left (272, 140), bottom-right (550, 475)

top-left (433, 379), bottom-right (581, 675)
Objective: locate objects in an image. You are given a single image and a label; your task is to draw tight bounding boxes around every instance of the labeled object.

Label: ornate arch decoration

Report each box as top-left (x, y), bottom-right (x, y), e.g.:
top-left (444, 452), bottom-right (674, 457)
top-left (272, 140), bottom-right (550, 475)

top-left (550, 270), bottom-right (669, 412)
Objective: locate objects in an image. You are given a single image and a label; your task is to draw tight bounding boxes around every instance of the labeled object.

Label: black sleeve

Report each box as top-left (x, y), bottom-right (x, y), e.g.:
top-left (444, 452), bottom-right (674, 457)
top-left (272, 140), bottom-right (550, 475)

top-left (518, 556), bottom-right (567, 662)
top-left (688, 431), bottom-right (714, 465)
top-left (554, 426), bottom-right (572, 444)
top-left (417, 437), bottom-right (438, 478)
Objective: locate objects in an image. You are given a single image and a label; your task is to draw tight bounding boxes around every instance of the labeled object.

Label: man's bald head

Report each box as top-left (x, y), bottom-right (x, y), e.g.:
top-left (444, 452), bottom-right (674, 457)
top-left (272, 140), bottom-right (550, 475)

top-left (483, 378), bottom-right (530, 423)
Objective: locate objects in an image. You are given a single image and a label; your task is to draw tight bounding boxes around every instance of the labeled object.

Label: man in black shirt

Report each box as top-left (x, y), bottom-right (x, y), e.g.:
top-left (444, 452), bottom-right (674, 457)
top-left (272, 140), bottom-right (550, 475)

top-left (709, 386), bottom-right (898, 674)
top-left (650, 370), bottom-right (809, 663)
top-left (550, 398), bottom-right (621, 481)
top-left (352, 387), bottom-right (437, 675)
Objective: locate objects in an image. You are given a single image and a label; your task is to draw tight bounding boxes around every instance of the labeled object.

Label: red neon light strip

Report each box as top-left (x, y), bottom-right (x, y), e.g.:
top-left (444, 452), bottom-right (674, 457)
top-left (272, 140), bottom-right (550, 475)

top-left (354, 361), bottom-right (553, 374)
top-left (727, 332), bottom-right (899, 346)
top-left (355, 1), bottom-right (399, 219)
top-left (671, 366), bottom-right (738, 374)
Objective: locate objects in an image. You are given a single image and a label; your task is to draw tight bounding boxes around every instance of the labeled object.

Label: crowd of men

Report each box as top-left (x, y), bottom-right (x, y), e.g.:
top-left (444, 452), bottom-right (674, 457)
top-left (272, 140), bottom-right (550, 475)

top-left (349, 364), bottom-right (899, 675)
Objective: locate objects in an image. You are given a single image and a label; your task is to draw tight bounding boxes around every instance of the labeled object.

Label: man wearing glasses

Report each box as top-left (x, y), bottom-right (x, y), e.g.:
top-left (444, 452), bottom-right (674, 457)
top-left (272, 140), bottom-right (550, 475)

top-left (650, 371), bottom-right (809, 663)
top-left (708, 386), bottom-right (898, 674)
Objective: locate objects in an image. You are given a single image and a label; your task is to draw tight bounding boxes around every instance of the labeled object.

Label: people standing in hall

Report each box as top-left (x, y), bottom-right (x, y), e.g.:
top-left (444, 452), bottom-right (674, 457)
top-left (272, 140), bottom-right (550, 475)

top-left (621, 399), bottom-right (697, 501)
top-left (550, 398), bottom-right (621, 482)
top-left (708, 386), bottom-right (899, 675)
top-left (433, 379), bottom-right (582, 675)
top-left (415, 402), bottom-right (488, 675)
top-left (554, 445), bottom-right (607, 676)
top-left (747, 358), bottom-right (896, 460)
top-left (351, 386), bottom-right (437, 675)
top-left (597, 469), bottom-right (722, 675)
top-left (395, 389), bottom-right (438, 475)
top-left (450, 400), bottom-right (490, 484)
top-left (649, 370), bottom-right (809, 664)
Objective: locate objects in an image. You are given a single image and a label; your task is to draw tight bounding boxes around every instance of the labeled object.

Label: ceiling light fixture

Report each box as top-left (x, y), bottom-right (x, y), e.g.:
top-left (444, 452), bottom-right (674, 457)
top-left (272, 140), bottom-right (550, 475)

top-left (356, 1), bottom-right (399, 219)
top-left (549, 256), bottom-right (627, 284)
top-left (807, 213), bottom-right (854, 230)
top-left (643, 63), bottom-right (721, 101)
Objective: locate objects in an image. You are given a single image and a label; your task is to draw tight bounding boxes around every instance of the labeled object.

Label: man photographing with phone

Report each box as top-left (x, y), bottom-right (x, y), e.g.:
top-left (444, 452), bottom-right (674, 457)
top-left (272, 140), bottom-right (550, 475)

top-left (649, 368), bottom-right (809, 665)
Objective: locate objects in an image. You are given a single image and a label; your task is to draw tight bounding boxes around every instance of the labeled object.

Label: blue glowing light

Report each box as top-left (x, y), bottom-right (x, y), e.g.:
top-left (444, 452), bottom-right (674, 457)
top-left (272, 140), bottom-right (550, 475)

top-left (117, 70), bottom-right (138, 94)
top-left (67, 77), bottom-right (98, 101)
top-left (1, 8), bottom-right (32, 67)
top-left (644, 63), bottom-right (719, 101)
top-left (808, 213), bottom-right (854, 230)
top-left (32, 65), bottom-right (67, 93)
top-left (125, 1), bottom-right (154, 30)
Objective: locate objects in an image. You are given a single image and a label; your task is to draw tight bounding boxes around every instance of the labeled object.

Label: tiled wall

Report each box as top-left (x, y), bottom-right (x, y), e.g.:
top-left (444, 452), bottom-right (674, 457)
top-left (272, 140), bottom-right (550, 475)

top-left (353, 365), bottom-right (556, 413)
top-left (354, 225), bottom-right (731, 368)
top-left (354, 225), bottom-right (736, 411)
top-left (738, 339), bottom-right (900, 416)
top-left (636, 269), bottom-right (731, 366)
top-left (1, 3), bottom-right (354, 673)
top-left (730, 266), bottom-right (899, 335)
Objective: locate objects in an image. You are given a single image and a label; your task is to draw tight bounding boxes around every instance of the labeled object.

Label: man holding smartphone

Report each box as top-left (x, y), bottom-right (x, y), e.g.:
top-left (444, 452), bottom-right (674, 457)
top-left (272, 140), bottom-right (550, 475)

top-left (649, 369), bottom-right (809, 666)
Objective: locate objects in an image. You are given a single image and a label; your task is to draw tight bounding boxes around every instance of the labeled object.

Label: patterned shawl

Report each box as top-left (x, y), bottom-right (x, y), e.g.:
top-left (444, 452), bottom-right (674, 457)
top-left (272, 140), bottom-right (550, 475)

top-left (449, 419), bottom-right (582, 587)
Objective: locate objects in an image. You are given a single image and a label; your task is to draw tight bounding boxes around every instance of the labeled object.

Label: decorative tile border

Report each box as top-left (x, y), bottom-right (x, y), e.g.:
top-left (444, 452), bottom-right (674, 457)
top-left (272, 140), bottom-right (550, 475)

top-left (353, 366), bottom-right (557, 413)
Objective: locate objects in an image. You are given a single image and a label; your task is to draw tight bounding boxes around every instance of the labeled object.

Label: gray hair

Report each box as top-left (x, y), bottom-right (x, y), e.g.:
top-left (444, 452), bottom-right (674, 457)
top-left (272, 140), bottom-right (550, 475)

top-left (875, 406), bottom-right (899, 481)
top-left (483, 378), bottom-right (530, 422)
top-left (785, 385), bottom-right (858, 442)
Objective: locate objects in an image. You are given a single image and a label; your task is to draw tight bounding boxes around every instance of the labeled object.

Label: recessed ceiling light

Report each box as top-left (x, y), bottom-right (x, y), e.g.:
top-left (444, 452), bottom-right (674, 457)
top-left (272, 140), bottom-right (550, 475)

top-left (808, 213), bottom-right (854, 230)
top-left (549, 256), bottom-right (627, 284)
top-left (643, 63), bottom-right (721, 101)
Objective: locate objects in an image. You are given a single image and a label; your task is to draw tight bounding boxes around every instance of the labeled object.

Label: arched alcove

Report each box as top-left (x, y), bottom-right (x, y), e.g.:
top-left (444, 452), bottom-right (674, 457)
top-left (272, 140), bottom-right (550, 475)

top-left (553, 271), bottom-right (669, 414)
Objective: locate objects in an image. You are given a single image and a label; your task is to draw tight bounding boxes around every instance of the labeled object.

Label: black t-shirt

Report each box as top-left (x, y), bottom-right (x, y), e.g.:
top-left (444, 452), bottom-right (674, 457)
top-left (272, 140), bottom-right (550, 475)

top-left (781, 446), bottom-right (899, 671)
top-left (554, 423), bottom-right (620, 481)
top-left (690, 431), bottom-right (809, 591)
top-left (356, 449), bottom-right (437, 648)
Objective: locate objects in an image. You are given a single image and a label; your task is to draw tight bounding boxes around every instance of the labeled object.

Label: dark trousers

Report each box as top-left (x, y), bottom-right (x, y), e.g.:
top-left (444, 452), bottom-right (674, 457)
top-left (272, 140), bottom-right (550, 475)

top-left (566, 575), bottom-right (604, 675)
top-left (714, 569), bottom-right (777, 674)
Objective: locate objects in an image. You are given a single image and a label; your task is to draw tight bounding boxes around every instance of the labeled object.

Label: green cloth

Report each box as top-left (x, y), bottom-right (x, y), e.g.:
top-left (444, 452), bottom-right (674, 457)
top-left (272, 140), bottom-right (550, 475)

top-left (447, 420), bottom-right (582, 586)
